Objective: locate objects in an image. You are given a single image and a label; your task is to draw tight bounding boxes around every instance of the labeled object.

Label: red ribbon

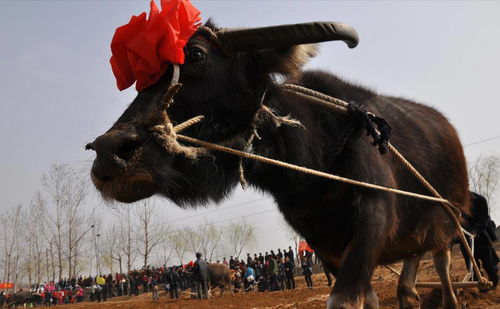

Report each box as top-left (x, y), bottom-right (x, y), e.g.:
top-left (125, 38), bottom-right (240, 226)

top-left (110, 0), bottom-right (201, 91)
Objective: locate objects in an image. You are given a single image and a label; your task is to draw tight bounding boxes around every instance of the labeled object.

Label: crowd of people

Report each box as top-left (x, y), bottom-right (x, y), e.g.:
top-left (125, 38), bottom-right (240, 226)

top-left (0, 245), bottom-right (330, 306)
top-left (0, 222), bottom-right (497, 307)
top-left (0, 267), bottom-right (189, 306)
top-left (218, 246), bottom-right (329, 293)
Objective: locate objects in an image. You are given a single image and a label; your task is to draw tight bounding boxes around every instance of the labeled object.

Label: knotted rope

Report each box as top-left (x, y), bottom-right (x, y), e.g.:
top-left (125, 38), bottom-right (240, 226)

top-left (148, 66), bottom-right (205, 160)
top-left (281, 84), bottom-right (391, 154)
top-left (238, 87), bottom-right (303, 188)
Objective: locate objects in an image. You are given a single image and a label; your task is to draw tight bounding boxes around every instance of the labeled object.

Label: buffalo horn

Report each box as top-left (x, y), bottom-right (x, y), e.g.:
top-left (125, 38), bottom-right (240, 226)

top-left (217, 22), bottom-right (359, 52)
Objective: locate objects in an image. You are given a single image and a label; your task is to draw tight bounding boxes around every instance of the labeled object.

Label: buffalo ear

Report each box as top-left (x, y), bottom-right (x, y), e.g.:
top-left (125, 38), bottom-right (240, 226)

top-left (254, 44), bottom-right (318, 77)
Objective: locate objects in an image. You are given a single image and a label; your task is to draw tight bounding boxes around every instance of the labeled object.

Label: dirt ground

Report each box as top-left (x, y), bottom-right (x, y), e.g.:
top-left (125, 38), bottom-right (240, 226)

top-left (61, 252), bottom-right (500, 309)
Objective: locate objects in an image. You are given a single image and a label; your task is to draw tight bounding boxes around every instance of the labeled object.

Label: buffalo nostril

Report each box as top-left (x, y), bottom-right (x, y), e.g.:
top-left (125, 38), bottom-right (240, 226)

top-left (115, 139), bottom-right (142, 162)
top-left (85, 142), bottom-right (95, 151)
top-left (90, 126), bottom-right (144, 180)
top-left (113, 154), bottom-right (128, 169)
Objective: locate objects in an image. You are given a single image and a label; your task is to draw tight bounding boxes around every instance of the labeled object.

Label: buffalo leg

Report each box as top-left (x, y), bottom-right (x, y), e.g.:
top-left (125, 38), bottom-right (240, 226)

top-left (397, 255), bottom-right (421, 309)
top-left (432, 248), bottom-right (458, 309)
top-left (364, 284), bottom-right (379, 309)
top-left (326, 201), bottom-right (387, 309)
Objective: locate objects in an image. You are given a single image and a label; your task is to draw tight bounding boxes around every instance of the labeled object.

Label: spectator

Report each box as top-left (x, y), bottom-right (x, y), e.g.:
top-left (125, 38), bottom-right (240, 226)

top-left (75, 286), bottom-right (83, 302)
top-left (151, 276), bottom-right (159, 301)
top-left (301, 256), bottom-right (313, 288)
top-left (284, 256), bottom-right (295, 289)
top-left (96, 275), bottom-right (106, 302)
top-left (247, 253), bottom-right (253, 266)
top-left (244, 264), bottom-right (256, 291)
top-left (95, 283), bottom-right (103, 302)
top-left (277, 249), bottom-right (283, 259)
top-left (323, 264), bottom-right (333, 287)
top-left (460, 192), bottom-right (499, 290)
top-left (268, 255), bottom-right (280, 291)
top-left (166, 267), bottom-right (180, 299)
top-left (233, 266), bottom-right (242, 292)
top-left (193, 252), bottom-right (209, 299)
top-left (278, 258), bottom-right (285, 290)
top-left (287, 246), bottom-right (295, 265)
top-left (44, 288), bottom-right (52, 306)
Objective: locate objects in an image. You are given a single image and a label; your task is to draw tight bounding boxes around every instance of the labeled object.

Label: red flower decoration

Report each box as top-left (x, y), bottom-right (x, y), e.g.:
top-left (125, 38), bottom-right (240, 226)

top-left (110, 0), bottom-right (201, 91)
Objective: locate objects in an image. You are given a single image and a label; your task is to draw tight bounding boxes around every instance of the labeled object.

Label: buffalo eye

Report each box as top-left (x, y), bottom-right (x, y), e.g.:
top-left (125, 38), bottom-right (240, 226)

top-left (187, 46), bottom-right (206, 63)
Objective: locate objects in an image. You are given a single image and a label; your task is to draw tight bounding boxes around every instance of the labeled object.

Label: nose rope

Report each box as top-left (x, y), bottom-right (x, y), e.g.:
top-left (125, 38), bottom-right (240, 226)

top-left (150, 72), bottom-right (304, 185)
top-left (149, 64), bottom-right (205, 160)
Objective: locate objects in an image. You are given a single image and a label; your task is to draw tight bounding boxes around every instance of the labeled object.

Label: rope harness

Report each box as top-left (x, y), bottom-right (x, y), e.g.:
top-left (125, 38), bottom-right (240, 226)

top-left (238, 87), bottom-right (304, 188)
top-left (151, 65), bottom-right (491, 289)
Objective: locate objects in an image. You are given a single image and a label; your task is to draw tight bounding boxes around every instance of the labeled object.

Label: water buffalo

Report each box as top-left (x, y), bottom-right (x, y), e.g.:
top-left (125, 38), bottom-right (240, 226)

top-left (5, 291), bottom-right (33, 308)
top-left (87, 20), bottom-right (470, 309)
top-left (208, 263), bottom-right (232, 296)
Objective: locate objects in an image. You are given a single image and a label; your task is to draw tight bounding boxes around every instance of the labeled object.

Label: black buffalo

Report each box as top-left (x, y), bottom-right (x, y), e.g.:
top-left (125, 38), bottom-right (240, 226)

top-left (208, 263), bottom-right (232, 296)
top-left (88, 21), bottom-right (470, 309)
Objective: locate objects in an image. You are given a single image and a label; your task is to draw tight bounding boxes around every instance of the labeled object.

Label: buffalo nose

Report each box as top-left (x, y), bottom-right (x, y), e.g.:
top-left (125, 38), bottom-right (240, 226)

top-left (87, 126), bottom-right (142, 181)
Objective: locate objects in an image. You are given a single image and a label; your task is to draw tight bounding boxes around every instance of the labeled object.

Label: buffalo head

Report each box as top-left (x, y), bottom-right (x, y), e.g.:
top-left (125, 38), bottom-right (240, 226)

top-left (87, 21), bottom-right (358, 205)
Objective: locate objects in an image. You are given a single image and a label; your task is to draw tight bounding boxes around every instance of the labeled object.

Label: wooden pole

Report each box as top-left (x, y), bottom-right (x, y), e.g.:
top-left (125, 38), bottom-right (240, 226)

top-left (416, 281), bottom-right (492, 289)
top-left (384, 265), bottom-right (401, 276)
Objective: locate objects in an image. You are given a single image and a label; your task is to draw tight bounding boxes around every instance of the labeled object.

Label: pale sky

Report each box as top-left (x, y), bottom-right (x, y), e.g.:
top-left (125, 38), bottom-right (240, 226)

top-left (1, 1), bottom-right (499, 261)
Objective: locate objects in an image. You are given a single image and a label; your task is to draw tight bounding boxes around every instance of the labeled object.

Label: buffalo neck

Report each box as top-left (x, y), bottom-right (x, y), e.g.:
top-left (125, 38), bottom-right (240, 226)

top-left (245, 81), bottom-right (360, 197)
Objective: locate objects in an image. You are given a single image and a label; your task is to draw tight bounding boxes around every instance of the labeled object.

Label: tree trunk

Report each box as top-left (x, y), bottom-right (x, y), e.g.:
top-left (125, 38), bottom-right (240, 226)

top-left (50, 243), bottom-right (56, 282)
top-left (28, 246), bottom-right (33, 289)
top-left (119, 256), bottom-right (123, 274)
top-left (68, 227), bottom-right (73, 280)
top-left (46, 248), bottom-right (50, 282)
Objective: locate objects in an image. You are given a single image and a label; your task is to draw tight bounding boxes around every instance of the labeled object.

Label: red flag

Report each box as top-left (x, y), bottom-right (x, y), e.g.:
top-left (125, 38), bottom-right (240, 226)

top-left (0, 283), bottom-right (14, 289)
top-left (298, 240), bottom-right (314, 253)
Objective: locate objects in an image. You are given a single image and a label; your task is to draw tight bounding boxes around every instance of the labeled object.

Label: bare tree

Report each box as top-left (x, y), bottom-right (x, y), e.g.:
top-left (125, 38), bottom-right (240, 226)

top-left (42, 163), bottom-right (89, 281)
top-left (202, 224), bottom-right (224, 261)
top-left (184, 226), bottom-right (201, 258)
top-left (102, 223), bottom-right (123, 274)
top-left (26, 193), bottom-right (47, 286)
top-left (64, 186), bottom-right (90, 278)
top-left (168, 230), bottom-right (189, 265)
top-left (469, 154), bottom-right (500, 213)
top-left (1, 211), bottom-right (10, 282)
top-left (0, 205), bottom-right (26, 288)
top-left (157, 233), bottom-right (173, 267)
top-left (135, 201), bottom-right (164, 268)
top-left (225, 221), bottom-right (255, 259)
top-left (183, 223), bottom-right (224, 261)
top-left (46, 242), bottom-right (56, 283)
top-left (89, 213), bottom-right (104, 276)
top-left (112, 204), bottom-right (137, 274)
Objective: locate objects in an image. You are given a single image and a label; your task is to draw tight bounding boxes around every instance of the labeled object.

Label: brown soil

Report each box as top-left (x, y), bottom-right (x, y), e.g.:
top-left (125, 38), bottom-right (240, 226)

top-left (61, 253), bottom-right (500, 309)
